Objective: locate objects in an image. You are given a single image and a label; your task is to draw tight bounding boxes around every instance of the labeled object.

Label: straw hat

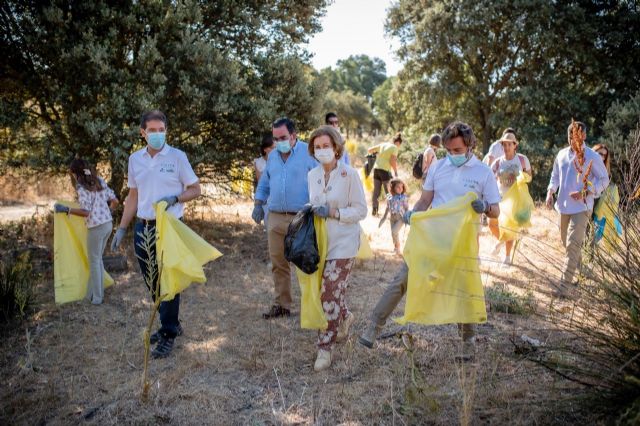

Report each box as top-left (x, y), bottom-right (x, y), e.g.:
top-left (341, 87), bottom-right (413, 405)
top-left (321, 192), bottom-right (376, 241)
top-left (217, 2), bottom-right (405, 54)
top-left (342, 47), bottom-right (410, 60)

top-left (499, 132), bottom-right (518, 145)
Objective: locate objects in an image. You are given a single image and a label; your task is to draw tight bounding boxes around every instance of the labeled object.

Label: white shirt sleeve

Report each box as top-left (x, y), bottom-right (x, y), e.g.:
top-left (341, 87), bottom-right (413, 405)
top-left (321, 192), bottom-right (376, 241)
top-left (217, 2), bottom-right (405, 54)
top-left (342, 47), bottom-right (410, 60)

top-left (590, 152), bottom-right (610, 197)
top-left (547, 154), bottom-right (560, 193)
top-left (178, 152), bottom-right (199, 186)
top-left (482, 170), bottom-right (502, 204)
top-left (127, 157), bottom-right (137, 189)
top-left (338, 169), bottom-right (368, 224)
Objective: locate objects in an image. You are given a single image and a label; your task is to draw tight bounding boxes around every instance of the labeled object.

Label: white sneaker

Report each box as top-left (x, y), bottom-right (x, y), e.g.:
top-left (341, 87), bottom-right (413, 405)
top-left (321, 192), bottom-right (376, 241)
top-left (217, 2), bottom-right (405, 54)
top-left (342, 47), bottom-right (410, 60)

top-left (314, 349), bottom-right (331, 371)
top-left (502, 255), bottom-right (512, 266)
top-left (336, 312), bottom-right (355, 343)
top-left (491, 241), bottom-right (504, 256)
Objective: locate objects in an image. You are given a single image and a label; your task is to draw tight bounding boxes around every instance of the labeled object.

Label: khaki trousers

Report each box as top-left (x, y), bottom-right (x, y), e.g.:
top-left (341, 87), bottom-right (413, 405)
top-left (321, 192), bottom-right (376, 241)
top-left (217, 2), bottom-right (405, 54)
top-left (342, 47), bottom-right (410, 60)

top-left (267, 212), bottom-right (295, 309)
top-left (559, 211), bottom-right (591, 285)
top-left (370, 262), bottom-right (475, 341)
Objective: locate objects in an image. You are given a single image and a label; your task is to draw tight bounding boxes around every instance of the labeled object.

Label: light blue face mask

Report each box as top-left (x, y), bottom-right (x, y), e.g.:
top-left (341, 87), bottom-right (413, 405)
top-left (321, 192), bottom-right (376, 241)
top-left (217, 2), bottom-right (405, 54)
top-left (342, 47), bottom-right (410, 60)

top-left (276, 140), bottom-right (291, 154)
top-left (447, 152), bottom-right (469, 167)
top-left (147, 132), bottom-right (166, 150)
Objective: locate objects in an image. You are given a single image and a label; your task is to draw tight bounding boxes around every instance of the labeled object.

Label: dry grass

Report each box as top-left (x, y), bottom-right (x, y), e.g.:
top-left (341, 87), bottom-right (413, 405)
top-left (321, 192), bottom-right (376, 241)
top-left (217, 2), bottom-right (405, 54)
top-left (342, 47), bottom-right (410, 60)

top-left (0, 195), bottom-right (599, 425)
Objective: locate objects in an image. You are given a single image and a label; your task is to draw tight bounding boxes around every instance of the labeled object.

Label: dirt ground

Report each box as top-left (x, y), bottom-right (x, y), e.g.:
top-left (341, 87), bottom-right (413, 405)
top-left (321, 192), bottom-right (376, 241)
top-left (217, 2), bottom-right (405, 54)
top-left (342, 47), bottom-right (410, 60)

top-left (0, 191), bottom-right (592, 425)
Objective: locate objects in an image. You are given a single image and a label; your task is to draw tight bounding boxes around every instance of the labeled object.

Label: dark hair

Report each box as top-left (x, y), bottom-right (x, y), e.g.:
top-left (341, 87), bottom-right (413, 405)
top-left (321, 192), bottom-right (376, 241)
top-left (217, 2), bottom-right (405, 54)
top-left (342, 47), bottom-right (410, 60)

top-left (325, 112), bottom-right (338, 124)
top-left (390, 178), bottom-right (406, 195)
top-left (428, 133), bottom-right (442, 147)
top-left (567, 120), bottom-right (587, 144)
top-left (140, 110), bottom-right (167, 129)
top-left (69, 158), bottom-right (103, 192)
top-left (393, 132), bottom-right (402, 144)
top-left (272, 117), bottom-right (296, 134)
top-left (260, 134), bottom-right (274, 157)
top-left (442, 121), bottom-right (477, 148)
top-left (502, 127), bottom-right (516, 137)
top-left (308, 125), bottom-right (344, 160)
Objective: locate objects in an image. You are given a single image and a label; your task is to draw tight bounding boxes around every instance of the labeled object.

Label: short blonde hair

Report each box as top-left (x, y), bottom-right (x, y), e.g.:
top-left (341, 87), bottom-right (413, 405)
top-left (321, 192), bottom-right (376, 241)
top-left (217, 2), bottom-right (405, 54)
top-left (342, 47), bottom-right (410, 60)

top-left (308, 125), bottom-right (344, 159)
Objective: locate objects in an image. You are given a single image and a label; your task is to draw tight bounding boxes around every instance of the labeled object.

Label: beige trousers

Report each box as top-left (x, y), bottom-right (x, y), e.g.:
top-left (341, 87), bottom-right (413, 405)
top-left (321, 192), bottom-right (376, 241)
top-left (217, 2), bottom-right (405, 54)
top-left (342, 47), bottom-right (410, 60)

top-left (559, 211), bottom-right (591, 285)
top-left (267, 212), bottom-right (296, 309)
top-left (370, 262), bottom-right (475, 341)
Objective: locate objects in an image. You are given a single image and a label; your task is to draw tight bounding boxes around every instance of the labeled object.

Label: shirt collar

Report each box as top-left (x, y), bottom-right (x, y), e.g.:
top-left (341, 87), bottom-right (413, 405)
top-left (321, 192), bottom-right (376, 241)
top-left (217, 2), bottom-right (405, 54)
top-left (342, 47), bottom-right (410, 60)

top-left (143, 143), bottom-right (170, 158)
top-left (569, 143), bottom-right (586, 154)
top-left (461, 154), bottom-right (480, 168)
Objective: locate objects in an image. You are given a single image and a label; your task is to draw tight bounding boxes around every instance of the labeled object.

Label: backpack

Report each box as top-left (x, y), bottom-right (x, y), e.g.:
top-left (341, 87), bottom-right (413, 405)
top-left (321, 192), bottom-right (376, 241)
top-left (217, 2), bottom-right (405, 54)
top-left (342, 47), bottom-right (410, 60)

top-left (364, 153), bottom-right (377, 178)
top-left (412, 152), bottom-right (424, 179)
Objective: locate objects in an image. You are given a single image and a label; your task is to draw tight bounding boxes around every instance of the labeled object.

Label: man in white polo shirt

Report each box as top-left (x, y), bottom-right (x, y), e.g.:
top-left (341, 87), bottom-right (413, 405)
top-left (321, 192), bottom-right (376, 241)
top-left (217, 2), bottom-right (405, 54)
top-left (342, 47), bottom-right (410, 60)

top-left (111, 110), bottom-right (201, 359)
top-left (359, 121), bottom-right (500, 358)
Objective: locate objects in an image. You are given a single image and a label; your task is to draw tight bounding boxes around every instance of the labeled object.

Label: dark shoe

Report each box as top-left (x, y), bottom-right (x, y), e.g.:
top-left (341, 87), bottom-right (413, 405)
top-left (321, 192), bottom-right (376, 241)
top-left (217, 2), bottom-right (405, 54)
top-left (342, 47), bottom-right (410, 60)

top-left (262, 305), bottom-right (291, 319)
top-left (151, 337), bottom-right (175, 359)
top-left (358, 321), bottom-right (382, 349)
top-left (150, 323), bottom-right (183, 344)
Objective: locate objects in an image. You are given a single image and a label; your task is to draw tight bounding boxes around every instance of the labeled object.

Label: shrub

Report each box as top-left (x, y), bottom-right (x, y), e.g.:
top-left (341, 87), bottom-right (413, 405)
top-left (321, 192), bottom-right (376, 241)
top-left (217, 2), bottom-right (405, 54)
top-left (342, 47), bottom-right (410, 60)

top-left (485, 284), bottom-right (535, 316)
top-left (0, 251), bottom-right (36, 322)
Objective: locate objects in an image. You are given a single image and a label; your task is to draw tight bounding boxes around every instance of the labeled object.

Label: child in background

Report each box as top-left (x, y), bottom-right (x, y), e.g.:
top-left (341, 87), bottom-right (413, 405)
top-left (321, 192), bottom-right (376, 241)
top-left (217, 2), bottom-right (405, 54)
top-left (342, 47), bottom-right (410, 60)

top-left (387, 178), bottom-right (409, 255)
top-left (53, 159), bottom-right (119, 305)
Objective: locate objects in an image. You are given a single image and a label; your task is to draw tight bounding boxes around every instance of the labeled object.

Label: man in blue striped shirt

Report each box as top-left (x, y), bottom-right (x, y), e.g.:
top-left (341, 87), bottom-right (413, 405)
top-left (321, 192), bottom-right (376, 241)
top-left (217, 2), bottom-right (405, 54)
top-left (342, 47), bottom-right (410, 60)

top-left (253, 117), bottom-right (317, 319)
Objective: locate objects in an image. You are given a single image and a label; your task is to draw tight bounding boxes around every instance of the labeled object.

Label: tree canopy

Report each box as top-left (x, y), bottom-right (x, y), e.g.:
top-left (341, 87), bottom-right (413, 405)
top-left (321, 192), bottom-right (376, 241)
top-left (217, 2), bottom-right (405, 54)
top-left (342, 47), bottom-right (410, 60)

top-left (386, 0), bottom-right (640, 153)
top-left (321, 54), bottom-right (387, 100)
top-left (0, 0), bottom-right (330, 193)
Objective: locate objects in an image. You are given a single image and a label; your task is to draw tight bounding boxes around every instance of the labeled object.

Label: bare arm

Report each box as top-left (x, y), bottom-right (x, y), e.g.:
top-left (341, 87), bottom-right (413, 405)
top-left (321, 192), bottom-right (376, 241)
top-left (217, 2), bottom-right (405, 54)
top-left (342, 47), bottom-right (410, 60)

top-left (118, 188), bottom-right (138, 229)
top-left (390, 155), bottom-right (398, 177)
top-left (486, 203), bottom-right (500, 219)
top-left (178, 182), bottom-right (201, 203)
top-left (413, 190), bottom-right (434, 213)
top-left (68, 207), bottom-right (90, 217)
top-left (422, 151), bottom-right (435, 174)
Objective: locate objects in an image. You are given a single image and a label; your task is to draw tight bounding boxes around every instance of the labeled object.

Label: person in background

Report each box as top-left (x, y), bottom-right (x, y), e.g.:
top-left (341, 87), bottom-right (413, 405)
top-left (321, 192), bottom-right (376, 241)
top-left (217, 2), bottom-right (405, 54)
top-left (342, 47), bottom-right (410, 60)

top-left (421, 134), bottom-right (442, 182)
top-left (254, 134), bottom-right (274, 185)
top-left (253, 117), bottom-right (317, 319)
top-left (359, 122), bottom-right (500, 359)
top-left (488, 132), bottom-right (532, 265)
top-left (54, 159), bottom-right (119, 305)
top-left (591, 143), bottom-right (620, 248)
top-left (483, 127), bottom-right (517, 165)
top-left (386, 178), bottom-right (409, 256)
top-left (545, 121), bottom-right (609, 297)
top-left (253, 134), bottom-right (274, 228)
top-left (325, 112), bottom-right (350, 166)
top-left (110, 109), bottom-right (202, 358)
top-left (307, 125), bottom-right (367, 371)
top-left (367, 133), bottom-right (402, 216)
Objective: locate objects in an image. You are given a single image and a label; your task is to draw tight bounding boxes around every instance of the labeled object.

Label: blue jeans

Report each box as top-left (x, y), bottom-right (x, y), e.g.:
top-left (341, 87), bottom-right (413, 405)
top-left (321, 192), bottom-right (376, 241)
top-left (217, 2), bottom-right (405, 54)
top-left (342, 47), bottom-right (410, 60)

top-left (134, 221), bottom-right (181, 338)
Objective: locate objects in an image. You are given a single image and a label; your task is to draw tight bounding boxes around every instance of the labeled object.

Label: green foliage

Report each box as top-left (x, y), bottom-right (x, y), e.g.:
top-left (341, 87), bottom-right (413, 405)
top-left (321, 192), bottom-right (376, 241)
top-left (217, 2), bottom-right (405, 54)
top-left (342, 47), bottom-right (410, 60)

top-left (0, 0), bottom-right (329, 195)
top-left (485, 284), bottom-right (535, 316)
top-left (321, 54), bottom-right (387, 99)
top-left (372, 76), bottom-right (402, 132)
top-left (322, 89), bottom-right (374, 137)
top-left (386, 0), bottom-right (640, 154)
top-left (0, 251), bottom-right (35, 322)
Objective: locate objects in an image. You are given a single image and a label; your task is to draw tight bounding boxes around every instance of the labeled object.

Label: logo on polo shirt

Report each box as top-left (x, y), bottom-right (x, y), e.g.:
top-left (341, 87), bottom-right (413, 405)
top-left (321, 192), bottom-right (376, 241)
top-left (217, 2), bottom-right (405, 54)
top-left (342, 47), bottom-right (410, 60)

top-left (462, 178), bottom-right (480, 191)
top-left (159, 162), bottom-right (176, 173)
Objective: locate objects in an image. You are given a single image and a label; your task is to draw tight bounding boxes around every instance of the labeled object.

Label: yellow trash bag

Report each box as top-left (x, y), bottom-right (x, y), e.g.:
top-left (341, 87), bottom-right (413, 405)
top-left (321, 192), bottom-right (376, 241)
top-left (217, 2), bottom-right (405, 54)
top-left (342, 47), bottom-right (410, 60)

top-left (498, 172), bottom-right (534, 241)
top-left (356, 228), bottom-right (373, 259)
top-left (295, 216), bottom-right (328, 330)
top-left (53, 201), bottom-right (114, 304)
top-left (396, 192), bottom-right (486, 325)
top-left (155, 202), bottom-right (223, 301)
top-left (593, 184), bottom-right (622, 252)
top-left (360, 167), bottom-right (374, 193)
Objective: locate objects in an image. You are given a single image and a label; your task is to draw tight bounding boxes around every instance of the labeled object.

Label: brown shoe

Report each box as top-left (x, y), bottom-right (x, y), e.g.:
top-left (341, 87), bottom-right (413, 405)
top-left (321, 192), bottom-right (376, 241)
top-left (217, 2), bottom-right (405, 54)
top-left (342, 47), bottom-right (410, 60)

top-left (262, 305), bottom-right (291, 319)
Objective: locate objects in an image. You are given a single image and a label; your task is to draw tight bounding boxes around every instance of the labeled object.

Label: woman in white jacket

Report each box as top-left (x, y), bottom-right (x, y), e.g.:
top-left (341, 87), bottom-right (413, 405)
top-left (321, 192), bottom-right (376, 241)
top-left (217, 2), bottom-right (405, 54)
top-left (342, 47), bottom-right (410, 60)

top-left (307, 125), bottom-right (368, 371)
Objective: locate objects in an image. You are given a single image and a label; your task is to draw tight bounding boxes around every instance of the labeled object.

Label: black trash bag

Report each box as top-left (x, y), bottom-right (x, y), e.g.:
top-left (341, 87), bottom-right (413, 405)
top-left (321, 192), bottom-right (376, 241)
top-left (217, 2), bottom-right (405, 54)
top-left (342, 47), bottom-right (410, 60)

top-left (364, 153), bottom-right (377, 178)
top-left (284, 205), bottom-right (320, 274)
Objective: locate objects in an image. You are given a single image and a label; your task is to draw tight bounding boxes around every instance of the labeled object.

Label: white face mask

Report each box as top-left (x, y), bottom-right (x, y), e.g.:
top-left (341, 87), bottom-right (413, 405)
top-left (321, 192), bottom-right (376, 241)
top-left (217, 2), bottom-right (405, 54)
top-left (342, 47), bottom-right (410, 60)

top-left (315, 148), bottom-right (335, 164)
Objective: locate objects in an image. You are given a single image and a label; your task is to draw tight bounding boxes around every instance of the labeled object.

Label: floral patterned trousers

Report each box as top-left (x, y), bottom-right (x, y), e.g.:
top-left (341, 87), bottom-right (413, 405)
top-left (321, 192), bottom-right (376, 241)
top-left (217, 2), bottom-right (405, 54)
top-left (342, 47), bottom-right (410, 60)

top-left (317, 258), bottom-right (355, 350)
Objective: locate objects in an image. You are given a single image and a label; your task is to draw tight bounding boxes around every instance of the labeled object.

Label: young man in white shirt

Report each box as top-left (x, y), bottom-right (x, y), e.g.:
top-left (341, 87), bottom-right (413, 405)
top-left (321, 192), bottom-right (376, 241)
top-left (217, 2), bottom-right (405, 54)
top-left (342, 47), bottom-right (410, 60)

top-left (111, 110), bottom-right (201, 358)
top-left (359, 122), bottom-right (501, 357)
top-left (545, 121), bottom-right (609, 296)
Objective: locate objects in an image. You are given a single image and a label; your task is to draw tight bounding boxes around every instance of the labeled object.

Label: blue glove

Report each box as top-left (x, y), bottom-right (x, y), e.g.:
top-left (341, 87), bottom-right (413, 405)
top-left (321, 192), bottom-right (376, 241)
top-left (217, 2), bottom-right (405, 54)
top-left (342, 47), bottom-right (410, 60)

top-left (312, 204), bottom-right (330, 218)
top-left (471, 199), bottom-right (489, 214)
top-left (252, 202), bottom-right (265, 224)
top-left (110, 228), bottom-right (127, 251)
top-left (157, 195), bottom-right (178, 210)
top-left (54, 203), bottom-right (70, 214)
top-left (403, 210), bottom-right (413, 225)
